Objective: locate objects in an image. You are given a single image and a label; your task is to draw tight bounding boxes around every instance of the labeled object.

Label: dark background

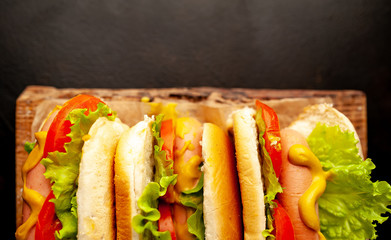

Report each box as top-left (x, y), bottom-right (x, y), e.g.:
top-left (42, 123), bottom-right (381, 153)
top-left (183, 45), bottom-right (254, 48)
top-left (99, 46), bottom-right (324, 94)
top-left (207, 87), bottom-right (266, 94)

top-left (1, 0), bottom-right (390, 239)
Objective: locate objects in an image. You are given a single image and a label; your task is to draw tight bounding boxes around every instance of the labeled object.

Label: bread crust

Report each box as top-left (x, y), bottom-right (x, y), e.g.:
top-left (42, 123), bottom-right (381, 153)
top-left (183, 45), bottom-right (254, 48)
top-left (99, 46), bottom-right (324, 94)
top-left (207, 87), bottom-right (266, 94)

top-left (115, 116), bottom-right (154, 240)
top-left (232, 108), bottom-right (266, 240)
top-left (77, 117), bottom-right (128, 240)
top-left (202, 122), bottom-right (243, 240)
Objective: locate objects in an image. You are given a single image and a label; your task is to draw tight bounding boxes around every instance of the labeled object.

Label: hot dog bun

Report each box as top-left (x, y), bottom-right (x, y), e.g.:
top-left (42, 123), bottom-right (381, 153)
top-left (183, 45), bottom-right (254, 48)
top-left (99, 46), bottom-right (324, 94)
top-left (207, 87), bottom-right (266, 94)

top-left (114, 116), bottom-right (242, 240)
top-left (231, 107), bottom-right (266, 240)
top-left (202, 123), bottom-right (242, 239)
top-left (77, 117), bottom-right (128, 239)
top-left (115, 116), bottom-right (155, 240)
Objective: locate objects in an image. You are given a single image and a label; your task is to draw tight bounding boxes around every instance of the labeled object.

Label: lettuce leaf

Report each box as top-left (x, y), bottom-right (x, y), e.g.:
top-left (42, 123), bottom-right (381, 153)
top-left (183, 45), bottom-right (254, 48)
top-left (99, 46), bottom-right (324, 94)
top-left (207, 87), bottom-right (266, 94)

top-left (262, 207), bottom-right (275, 239)
top-left (132, 176), bottom-right (176, 239)
top-left (24, 141), bottom-right (36, 154)
top-left (132, 114), bottom-right (177, 239)
top-left (255, 108), bottom-right (283, 239)
top-left (180, 174), bottom-right (205, 240)
top-left (41, 102), bottom-right (116, 240)
top-left (153, 114), bottom-right (176, 184)
top-left (308, 124), bottom-right (391, 240)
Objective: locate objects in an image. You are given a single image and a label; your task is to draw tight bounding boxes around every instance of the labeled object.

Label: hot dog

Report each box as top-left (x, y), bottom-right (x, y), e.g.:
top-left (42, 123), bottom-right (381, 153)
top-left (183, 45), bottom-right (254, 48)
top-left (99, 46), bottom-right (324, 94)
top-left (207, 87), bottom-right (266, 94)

top-left (16, 94), bottom-right (128, 240)
top-left (231, 101), bottom-right (391, 240)
top-left (115, 104), bottom-right (242, 240)
top-left (18, 95), bottom-right (390, 240)
top-left (18, 107), bottom-right (60, 240)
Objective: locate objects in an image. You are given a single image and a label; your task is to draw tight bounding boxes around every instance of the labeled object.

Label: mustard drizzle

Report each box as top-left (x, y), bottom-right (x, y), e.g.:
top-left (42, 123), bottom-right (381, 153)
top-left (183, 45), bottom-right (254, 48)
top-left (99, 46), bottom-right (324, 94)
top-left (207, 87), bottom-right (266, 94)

top-left (15, 131), bottom-right (47, 240)
top-left (174, 117), bottom-right (203, 193)
top-left (288, 144), bottom-right (332, 240)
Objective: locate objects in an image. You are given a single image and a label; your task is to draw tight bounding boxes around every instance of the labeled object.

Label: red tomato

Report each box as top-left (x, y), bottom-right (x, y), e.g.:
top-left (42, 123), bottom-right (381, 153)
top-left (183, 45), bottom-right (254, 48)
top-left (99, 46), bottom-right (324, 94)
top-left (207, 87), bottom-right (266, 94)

top-left (158, 202), bottom-right (177, 240)
top-left (37, 94), bottom-right (105, 238)
top-left (160, 119), bottom-right (177, 203)
top-left (273, 200), bottom-right (295, 240)
top-left (35, 191), bottom-right (62, 240)
top-left (255, 100), bottom-right (283, 178)
top-left (43, 94), bottom-right (103, 157)
top-left (161, 119), bottom-right (175, 162)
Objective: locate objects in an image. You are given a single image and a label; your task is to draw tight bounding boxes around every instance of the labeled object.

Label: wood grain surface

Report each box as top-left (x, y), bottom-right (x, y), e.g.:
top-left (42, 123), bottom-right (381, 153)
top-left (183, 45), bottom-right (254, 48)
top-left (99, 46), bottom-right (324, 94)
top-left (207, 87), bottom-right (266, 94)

top-left (15, 85), bottom-right (367, 227)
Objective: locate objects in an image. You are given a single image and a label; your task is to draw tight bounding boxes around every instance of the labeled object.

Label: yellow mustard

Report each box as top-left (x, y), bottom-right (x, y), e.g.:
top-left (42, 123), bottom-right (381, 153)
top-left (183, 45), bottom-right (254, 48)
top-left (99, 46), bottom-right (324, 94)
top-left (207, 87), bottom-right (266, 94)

top-left (174, 117), bottom-right (203, 194)
top-left (174, 140), bottom-right (202, 193)
top-left (141, 96), bottom-right (150, 102)
top-left (288, 144), bottom-right (332, 240)
top-left (15, 131), bottom-right (47, 240)
top-left (148, 102), bottom-right (178, 125)
top-left (82, 134), bottom-right (91, 142)
top-left (176, 117), bottom-right (201, 139)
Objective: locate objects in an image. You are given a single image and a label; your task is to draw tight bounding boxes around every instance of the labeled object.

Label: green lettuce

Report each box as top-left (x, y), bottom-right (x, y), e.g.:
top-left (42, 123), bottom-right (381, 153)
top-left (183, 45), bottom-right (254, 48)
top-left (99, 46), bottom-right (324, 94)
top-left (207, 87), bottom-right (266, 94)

top-left (132, 178), bottom-right (176, 239)
top-left (24, 141), bottom-right (36, 154)
top-left (132, 114), bottom-right (205, 239)
top-left (255, 107), bottom-right (283, 239)
top-left (41, 102), bottom-right (116, 240)
top-left (132, 114), bottom-right (177, 239)
top-left (180, 174), bottom-right (205, 240)
top-left (308, 124), bottom-right (391, 240)
top-left (153, 114), bottom-right (176, 184)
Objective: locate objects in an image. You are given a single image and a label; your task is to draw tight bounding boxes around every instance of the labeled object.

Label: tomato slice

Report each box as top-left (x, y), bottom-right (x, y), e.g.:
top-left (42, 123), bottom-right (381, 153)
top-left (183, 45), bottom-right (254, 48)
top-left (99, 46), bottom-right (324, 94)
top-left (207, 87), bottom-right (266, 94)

top-left (273, 200), bottom-right (295, 240)
top-left (36, 94), bottom-right (105, 238)
top-left (35, 191), bottom-right (62, 240)
top-left (256, 100), bottom-right (283, 178)
top-left (160, 119), bottom-right (177, 203)
top-left (161, 119), bottom-right (175, 162)
top-left (43, 94), bottom-right (103, 157)
top-left (158, 202), bottom-right (177, 240)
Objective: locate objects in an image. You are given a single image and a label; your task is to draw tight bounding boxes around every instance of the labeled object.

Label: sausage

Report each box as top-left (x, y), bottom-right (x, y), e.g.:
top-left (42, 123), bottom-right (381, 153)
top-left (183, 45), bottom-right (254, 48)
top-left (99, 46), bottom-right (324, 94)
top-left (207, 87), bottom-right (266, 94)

top-left (279, 128), bottom-right (319, 240)
top-left (172, 117), bottom-right (203, 240)
top-left (21, 109), bottom-right (59, 240)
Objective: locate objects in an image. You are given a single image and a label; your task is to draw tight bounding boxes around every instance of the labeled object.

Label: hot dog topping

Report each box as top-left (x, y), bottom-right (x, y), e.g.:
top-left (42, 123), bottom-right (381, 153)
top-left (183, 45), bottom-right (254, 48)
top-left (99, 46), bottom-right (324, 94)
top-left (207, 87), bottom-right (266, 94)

top-left (133, 113), bottom-right (205, 240)
top-left (15, 131), bottom-right (47, 240)
top-left (148, 102), bottom-right (178, 124)
top-left (174, 142), bottom-right (202, 193)
top-left (305, 124), bottom-right (391, 239)
top-left (173, 117), bottom-right (203, 240)
top-left (174, 117), bottom-right (203, 194)
top-left (288, 144), bottom-right (331, 240)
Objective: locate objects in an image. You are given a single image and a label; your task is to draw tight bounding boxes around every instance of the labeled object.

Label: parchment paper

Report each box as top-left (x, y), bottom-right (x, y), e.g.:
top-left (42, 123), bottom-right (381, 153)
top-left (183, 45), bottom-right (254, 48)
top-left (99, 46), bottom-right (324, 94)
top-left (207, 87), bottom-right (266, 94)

top-left (31, 97), bottom-right (333, 137)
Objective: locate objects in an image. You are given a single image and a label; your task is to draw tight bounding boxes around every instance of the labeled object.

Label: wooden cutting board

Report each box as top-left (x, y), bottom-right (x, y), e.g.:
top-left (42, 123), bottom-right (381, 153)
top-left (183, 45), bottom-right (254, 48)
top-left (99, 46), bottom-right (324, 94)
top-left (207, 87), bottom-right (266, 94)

top-left (15, 85), bottom-right (367, 226)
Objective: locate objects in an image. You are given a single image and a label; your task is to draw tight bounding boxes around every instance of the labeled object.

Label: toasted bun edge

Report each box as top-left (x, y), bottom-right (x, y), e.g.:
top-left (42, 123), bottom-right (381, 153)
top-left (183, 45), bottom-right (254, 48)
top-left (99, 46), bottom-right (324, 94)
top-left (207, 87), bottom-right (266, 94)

top-left (77, 117), bottom-right (128, 239)
top-left (202, 122), bottom-right (243, 240)
top-left (231, 108), bottom-right (266, 240)
top-left (115, 116), bottom-right (154, 240)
